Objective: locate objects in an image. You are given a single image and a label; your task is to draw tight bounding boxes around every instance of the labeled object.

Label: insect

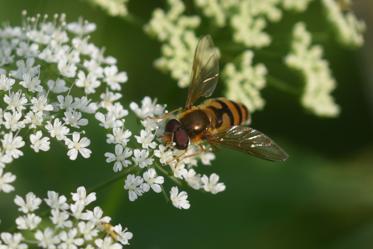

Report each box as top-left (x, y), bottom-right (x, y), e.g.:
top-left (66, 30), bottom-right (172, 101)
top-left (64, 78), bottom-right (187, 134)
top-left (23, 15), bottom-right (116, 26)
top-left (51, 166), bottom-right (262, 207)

top-left (162, 35), bottom-right (288, 162)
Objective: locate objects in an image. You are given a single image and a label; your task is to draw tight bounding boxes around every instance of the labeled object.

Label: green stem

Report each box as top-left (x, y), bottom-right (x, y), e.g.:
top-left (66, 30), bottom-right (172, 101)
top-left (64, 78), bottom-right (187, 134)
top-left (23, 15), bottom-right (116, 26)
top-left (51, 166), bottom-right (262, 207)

top-left (88, 166), bottom-right (138, 193)
top-left (267, 75), bottom-right (300, 96)
top-left (121, 14), bottom-right (146, 29)
top-left (154, 163), bottom-right (183, 187)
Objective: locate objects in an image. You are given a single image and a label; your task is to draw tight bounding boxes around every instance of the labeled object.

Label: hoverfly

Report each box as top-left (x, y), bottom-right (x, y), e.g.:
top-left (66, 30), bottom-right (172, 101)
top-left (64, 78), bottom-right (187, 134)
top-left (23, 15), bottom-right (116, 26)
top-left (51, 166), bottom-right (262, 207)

top-left (161, 35), bottom-right (288, 162)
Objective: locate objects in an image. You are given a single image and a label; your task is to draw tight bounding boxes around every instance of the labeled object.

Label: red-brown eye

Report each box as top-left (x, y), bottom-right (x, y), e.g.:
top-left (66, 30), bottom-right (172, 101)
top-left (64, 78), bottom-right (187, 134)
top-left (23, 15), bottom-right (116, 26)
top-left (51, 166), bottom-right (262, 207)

top-left (165, 119), bottom-right (181, 133)
top-left (174, 128), bottom-right (189, 150)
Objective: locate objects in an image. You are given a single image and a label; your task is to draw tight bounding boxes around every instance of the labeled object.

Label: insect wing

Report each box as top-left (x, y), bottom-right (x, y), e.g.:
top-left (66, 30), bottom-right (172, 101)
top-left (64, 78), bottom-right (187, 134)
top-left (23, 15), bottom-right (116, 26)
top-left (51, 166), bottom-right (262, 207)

top-left (185, 35), bottom-right (220, 108)
top-left (209, 126), bottom-right (289, 162)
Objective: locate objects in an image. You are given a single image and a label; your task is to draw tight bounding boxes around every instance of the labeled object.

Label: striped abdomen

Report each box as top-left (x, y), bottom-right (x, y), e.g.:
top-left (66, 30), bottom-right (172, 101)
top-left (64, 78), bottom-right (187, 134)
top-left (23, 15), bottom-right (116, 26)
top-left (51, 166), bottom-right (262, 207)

top-left (201, 98), bottom-right (250, 134)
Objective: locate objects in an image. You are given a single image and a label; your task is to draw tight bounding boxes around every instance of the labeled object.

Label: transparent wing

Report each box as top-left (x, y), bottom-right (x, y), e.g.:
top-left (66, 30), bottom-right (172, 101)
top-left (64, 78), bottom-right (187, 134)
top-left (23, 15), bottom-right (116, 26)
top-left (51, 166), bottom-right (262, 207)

top-left (185, 35), bottom-right (220, 109)
top-left (209, 126), bottom-right (289, 162)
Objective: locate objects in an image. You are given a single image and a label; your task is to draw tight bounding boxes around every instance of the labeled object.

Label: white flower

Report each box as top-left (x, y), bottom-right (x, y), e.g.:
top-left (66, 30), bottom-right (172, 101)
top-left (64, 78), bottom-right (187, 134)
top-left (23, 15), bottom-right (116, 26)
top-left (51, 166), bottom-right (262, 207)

top-left (3, 91), bottom-right (28, 112)
top-left (124, 174), bottom-right (145, 201)
top-left (0, 74), bottom-right (15, 91)
top-left (75, 70), bottom-right (101, 94)
top-left (51, 209), bottom-right (72, 228)
top-left (30, 131), bottom-right (50, 152)
top-left (71, 186), bottom-right (96, 207)
top-left (10, 58), bottom-right (39, 80)
top-left (63, 110), bottom-right (88, 128)
top-left (106, 127), bottom-right (131, 146)
top-left (78, 221), bottom-right (99, 240)
top-left (44, 191), bottom-right (69, 210)
top-left (88, 0), bottom-right (129, 17)
top-left (103, 65), bottom-right (127, 90)
top-left (35, 228), bottom-right (60, 249)
top-left (15, 213), bottom-right (42, 230)
top-left (65, 132), bottom-right (92, 160)
top-left (24, 111), bottom-right (43, 128)
top-left (282, 0), bottom-right (313, 12)
top-left (58, 229), bottom-right (84, 249)
top-left (0, 169), bottom-right (16, 193)
top-left (19, 72), bottom-right (43, 92)
top-left (94, 237), bottom-right (122, 249)
top-left (0, 233), bottom-right (27, 249)
top-left (201, 173), bottom-right (226, 194)
top-left (142, 168), bottom-right (164, 193)
top-left (3, 111), bottom-right (24, 131)
top-left (184, 169), bottom-right (202, 190)
top-left (30, 95), bottom-right (53, 113)
top-left (132, 149), bottom-right (153, 168)
top-left (67, 19), bottom-right (96, 35)
top-left (170, 186), bottom-right (190, 209)
top-left (154, 144), bottom-right (174, 165)
top-left (200, 152), bottom-right (215, 165)
top-left (129, 96), bottom-right (165, 118)
top-left (113, 224), bottom-right (133, 245)
top-left (14, 192), bottom-right (42, 213)
top-left (47, 78), bottom-right (69, 93)
top-left (135, 129), bottom-right (157, 149)
top-left (45, 118), bottom-right (70, 141)
top-left (105, 144), bottom-right (133, 172)
top-left (2, 132), bottom-right (25, 159)
top-left (81, 206), bottom-right (111, 224)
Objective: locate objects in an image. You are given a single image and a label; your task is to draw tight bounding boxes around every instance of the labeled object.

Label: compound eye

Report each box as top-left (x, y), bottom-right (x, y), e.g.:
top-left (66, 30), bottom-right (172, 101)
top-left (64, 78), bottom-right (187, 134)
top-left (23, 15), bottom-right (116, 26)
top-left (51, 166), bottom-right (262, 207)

top-left (173, 128), bottom-right (189, 150)
top-left (165, 119), bottom-right (181, 133)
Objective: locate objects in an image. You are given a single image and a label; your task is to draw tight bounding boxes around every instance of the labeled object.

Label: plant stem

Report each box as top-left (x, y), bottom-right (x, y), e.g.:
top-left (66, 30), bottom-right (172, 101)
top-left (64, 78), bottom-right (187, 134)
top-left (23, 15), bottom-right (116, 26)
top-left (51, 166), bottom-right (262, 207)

top-left (267, 75), bottom-right (300, 96)
top-left (88, 167), bottom-right (137, 193)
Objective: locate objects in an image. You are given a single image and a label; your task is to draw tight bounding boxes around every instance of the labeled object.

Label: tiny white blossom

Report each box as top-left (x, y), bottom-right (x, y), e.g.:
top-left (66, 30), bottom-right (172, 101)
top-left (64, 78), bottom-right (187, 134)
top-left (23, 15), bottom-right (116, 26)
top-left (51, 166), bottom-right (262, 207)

top-left (132, 149), bottom-right (153, 168)
top-left (0, 168), bottom-right (16, 193)
top-left (46, 118), bottom-right (70, 141)
top-left (129, 96), bottom-right (165, 118)
top-left (106, 127), bottom-right (131, 146)
top-left (44, 191), bottom-right (69, 210)
top-left (124, 174), bottom-right (144, 201)
top-left (201, 173), bottom-right (226, 194)
top-left (135, 129), bottom-right (157, 149)
top-left (15, 213), bottom-right (42, 230)
top-left (170, 186), bottom-right (190, 209)
top-left (105, 144), bottom-right (132, 172)
top-left (30, 131), bottom-right (50, 152)
top-left (142, 168), bottom-right (164, 193)
top-left (65, 133), bottom-right (91, 160)
top-left (35, 228), bottom-right (60, 249)
top-left (0, 232), bottom-right (27, 249)
top-left (14, 192), bottom-right (42, 213)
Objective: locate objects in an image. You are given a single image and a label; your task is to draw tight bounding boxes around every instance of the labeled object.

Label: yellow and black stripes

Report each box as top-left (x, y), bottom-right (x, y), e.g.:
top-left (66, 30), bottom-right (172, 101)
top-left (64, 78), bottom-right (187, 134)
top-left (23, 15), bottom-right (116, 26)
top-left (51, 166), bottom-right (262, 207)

top-left (202, 98), bottom-right (250, 132)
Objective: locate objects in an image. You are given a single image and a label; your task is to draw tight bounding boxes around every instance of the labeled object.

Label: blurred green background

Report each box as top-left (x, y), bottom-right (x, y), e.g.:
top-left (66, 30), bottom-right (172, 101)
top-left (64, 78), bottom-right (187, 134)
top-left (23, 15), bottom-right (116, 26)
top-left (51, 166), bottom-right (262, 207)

top-left (1, 0), bottom-right (373, 248)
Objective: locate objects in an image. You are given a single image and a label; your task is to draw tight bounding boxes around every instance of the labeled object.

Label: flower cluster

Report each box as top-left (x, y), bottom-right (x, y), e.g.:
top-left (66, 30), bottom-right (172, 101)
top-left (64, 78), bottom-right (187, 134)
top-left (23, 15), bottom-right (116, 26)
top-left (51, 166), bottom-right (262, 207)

top-left (103, 96), bottom-right (225, 209)
top-left (224, 51), bottom-right (267, 112)
top-left (285, 22), bottom-right (339, 117)
top-left (86, 0), bottom-right (129, 17)
top-left (0, 13), bottom-right (128, 193)
top-left (282, 0), bottom-right (313, 12)
top-left (0, 186), bottom-right (132, 248)
top-left (322, 0), bottom-right (365, 47)
top-left (144, 0), bottom-right (200, 88)
top-left (143, 0), bottom-right (365, 116)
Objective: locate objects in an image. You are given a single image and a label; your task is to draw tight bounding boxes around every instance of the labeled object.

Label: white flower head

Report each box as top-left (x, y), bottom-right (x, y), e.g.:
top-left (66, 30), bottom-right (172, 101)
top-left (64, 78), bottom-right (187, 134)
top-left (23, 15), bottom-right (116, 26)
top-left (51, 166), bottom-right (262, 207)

top-left (14, 192), bottom-right (42, 213)
top-left (124, 174), bottom-right (145, 201)
top-left (65, 132), bottom-right (92, 160)
top-left (170, 186), bottom-right (190, 209)
top-left (201, 173), bottom-right (226, 194)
